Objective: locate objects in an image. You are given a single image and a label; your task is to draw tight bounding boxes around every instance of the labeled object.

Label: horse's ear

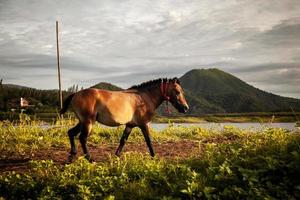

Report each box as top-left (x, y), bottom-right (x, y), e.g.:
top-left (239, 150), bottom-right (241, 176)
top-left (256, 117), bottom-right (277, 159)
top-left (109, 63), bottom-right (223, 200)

top-left (172, 77), bottom-right (180, 84)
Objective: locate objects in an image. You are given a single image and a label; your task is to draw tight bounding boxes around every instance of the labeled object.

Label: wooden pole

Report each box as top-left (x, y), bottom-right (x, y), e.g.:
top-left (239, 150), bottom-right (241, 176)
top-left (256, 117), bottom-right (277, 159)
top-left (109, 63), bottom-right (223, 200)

top-left (56, 21), bottom-right (63, 109)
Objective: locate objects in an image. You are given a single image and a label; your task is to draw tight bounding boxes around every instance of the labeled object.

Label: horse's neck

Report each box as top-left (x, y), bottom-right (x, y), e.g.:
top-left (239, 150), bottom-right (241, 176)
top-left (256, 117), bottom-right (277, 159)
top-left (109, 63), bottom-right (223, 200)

top-left (143, 86), bottom-right (164, 109)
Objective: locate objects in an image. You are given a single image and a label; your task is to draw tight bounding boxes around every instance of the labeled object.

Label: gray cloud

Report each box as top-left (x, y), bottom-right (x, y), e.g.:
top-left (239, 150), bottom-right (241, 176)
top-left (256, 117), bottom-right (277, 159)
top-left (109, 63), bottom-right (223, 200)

top-left (226, 63), bottom-right (300, 98)
top-left (0, 0), bottom-right (300, 98)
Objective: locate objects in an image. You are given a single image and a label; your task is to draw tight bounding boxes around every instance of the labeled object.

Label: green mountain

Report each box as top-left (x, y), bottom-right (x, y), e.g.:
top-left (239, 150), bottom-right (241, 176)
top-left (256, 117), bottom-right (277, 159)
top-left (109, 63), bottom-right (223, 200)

top-left (3, 84), bottom-right (33, 89)
top-left (91, 82), bottom-right (123, 91)
top-left (180, 68), bottom-right (300, 114)
top-left (1, 69), bottom-right (299, 114)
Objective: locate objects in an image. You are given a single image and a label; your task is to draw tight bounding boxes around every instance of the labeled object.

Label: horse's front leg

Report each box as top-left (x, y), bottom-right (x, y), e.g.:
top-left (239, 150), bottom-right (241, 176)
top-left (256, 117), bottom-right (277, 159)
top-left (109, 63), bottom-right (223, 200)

top-left (140, 124), bottom-right (155, 157)
top-left (115, 125), bottom-right (133, 156)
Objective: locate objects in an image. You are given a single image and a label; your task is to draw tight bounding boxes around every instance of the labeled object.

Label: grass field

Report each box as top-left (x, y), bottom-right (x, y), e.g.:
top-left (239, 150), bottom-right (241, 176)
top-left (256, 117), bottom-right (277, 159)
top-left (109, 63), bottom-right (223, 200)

top-left (0, 115), bottom-right (300, 199)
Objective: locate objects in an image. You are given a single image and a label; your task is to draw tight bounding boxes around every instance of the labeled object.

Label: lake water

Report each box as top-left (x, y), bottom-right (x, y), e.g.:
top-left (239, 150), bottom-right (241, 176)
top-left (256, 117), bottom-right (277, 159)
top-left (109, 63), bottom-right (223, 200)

top-left (150, 122), bottom-right (299, 131)
top-left (39, 122), bottom-right (299, 132)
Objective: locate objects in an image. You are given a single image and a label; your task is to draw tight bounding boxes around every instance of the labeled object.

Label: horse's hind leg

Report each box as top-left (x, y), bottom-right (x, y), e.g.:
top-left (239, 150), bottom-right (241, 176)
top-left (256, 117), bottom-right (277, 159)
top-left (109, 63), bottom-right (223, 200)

top-left (79, 121), bottom-right (93, 161)
top-left (67, 122), bottom-right (81, 162)
top-left (115, 125), bottom-right (133, 156)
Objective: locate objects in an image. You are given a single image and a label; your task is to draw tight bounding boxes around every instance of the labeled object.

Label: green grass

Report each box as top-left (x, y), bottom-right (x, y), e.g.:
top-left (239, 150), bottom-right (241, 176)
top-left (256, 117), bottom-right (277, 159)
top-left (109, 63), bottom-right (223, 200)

top-left (0, 115), bottom-right (300, 199)
top-left (0, 114), bottom-right (216, 158)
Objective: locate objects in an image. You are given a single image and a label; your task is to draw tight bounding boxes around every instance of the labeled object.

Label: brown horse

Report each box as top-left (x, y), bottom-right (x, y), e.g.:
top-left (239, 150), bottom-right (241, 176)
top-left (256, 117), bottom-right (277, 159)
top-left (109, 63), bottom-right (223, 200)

top-left (60, 78), bottom-right (189, 162)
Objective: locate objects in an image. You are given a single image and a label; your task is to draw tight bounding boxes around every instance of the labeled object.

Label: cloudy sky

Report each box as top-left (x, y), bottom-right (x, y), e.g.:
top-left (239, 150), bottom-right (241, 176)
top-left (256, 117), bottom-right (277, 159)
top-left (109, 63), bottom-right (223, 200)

top-left (0, 0), bottom-right (300, 98)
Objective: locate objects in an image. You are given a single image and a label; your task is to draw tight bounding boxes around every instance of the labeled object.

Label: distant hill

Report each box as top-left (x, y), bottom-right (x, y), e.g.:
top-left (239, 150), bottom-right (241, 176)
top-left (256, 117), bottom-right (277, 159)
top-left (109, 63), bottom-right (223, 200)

top-left (91, 82), bottom-right (123, 91)
top-left (179, 68), bottom-right (300, 114)
top-left (1, 69), bottom-right (299, 114)
top-left (3, 84), bottom-right (33, 89)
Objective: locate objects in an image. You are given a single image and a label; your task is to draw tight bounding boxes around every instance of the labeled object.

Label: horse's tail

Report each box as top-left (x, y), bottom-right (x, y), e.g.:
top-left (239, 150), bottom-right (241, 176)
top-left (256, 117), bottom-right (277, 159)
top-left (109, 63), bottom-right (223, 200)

top-left (59, 93), bottom-right (75, 115)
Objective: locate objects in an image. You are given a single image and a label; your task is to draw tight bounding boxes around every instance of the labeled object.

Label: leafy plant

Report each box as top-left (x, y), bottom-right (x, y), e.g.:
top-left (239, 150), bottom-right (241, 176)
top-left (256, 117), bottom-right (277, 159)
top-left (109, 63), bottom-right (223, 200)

top-left (0, 117), bottom-right (300, 199)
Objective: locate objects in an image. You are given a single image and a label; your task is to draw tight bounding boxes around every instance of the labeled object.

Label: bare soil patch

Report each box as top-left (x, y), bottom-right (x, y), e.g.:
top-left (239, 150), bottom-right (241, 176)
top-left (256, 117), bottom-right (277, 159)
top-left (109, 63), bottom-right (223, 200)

top-left (0, 140), bottom-right (201, 173)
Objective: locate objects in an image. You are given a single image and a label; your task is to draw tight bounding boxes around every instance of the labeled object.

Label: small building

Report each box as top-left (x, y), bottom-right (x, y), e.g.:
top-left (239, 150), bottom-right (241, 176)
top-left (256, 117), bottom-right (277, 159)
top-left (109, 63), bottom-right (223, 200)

top-left (20, 97), bottom-right (29, 107)
top-left (8, 97), bottom-right (31, 110)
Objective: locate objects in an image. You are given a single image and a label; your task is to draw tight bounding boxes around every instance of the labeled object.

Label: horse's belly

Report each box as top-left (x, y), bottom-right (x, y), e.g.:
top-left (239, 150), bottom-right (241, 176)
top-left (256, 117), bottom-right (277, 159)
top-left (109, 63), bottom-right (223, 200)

top-left (96, 107), bottom-right (133, 127)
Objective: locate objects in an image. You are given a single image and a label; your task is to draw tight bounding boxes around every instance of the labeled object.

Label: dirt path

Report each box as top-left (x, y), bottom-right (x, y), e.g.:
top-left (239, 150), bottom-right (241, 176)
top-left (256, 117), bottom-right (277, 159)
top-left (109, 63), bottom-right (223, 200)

top-left (0, 140), bottom-right (201, 173)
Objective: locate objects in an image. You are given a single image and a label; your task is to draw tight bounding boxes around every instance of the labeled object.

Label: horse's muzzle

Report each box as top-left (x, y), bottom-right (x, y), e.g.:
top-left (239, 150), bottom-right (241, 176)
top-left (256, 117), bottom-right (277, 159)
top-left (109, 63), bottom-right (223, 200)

top-left (178, 104), bottom-right (189, 113)
top-left (183, 104), bottom-right (189, 113)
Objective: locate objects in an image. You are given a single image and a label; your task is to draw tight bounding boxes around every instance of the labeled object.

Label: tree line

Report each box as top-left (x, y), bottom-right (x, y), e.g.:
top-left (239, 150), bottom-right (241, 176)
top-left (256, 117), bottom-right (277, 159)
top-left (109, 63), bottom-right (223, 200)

top-left (0, 80), bottom-right (81, 112)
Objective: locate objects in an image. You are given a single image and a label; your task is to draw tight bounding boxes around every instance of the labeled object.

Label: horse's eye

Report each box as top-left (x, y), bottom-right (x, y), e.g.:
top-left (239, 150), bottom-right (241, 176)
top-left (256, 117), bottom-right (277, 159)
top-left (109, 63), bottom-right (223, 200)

top-left (176, 91), bottom-right (180, 95)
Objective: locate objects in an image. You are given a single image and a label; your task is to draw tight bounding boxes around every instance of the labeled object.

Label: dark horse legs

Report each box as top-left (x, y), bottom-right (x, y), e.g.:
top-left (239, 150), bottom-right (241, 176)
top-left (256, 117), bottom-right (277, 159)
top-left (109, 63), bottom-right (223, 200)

top-left (115, 125), bottom-right (133, 156)
top-left (68, 122), bottom-right (154, 162)
top-left (68, 122), bottom-right (81, 162)
top-left (140, 124), bottom-right (155, 157)
top-left (67, 121), bottom-right (93, 162)
top-left (115, 124), bottom-right (155, 157)
top-left (79, 122), bottom-right (93, 161)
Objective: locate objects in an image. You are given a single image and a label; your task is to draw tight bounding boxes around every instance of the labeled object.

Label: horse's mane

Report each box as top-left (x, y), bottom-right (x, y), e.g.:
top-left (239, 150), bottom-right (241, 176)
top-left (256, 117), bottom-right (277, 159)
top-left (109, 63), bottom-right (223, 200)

top-left (128, 77), bottom-right (180, 90)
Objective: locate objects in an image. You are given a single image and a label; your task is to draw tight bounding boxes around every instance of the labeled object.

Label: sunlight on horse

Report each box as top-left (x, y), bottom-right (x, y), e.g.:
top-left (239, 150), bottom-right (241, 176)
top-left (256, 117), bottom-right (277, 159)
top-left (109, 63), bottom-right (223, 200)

top-left (60, 78), bottom-right (189, 162)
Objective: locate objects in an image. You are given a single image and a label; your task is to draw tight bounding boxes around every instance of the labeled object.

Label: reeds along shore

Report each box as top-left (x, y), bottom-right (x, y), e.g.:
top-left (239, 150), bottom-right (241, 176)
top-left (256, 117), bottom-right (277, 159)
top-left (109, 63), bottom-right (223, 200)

top-left (1, 111), bottom-right (300, 123)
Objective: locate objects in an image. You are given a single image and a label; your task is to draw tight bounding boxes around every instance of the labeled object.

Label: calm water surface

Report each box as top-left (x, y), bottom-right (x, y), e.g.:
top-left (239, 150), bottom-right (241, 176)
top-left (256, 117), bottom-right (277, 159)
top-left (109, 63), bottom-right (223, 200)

top-left (39, 122), bottom-right (299, 132)
top-left (150, 122), bottom-right (299, 131)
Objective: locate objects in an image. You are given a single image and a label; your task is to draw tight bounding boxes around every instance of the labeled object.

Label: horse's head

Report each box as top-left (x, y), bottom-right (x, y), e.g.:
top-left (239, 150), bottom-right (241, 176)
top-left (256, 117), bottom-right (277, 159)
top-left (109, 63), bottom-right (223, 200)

top-left (164, 78), bottom-right (189, 113)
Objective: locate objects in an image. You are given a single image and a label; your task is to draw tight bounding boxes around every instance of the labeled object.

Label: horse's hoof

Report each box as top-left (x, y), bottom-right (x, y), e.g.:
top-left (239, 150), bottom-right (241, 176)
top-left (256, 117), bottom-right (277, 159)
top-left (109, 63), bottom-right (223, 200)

top-left (84, 154), bottom-right (94, 163)
top-left (66, 154), bottom-right (76, 164)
